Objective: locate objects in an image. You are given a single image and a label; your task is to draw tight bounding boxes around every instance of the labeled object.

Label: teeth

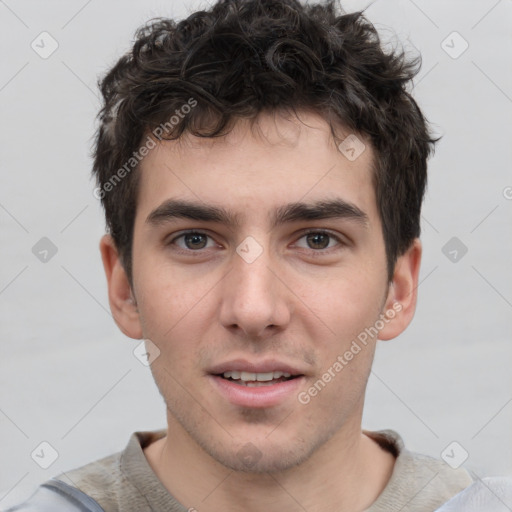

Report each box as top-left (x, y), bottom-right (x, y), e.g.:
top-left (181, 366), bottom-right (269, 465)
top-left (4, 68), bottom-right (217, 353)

top-left (256, 372), bottom-right (274, 381)
top-left (222, 370), bottom-right (292, 381)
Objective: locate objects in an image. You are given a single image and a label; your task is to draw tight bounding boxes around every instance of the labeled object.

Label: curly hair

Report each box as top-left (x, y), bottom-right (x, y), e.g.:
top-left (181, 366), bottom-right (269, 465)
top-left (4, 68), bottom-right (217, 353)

top-left (92, 0), bottom-right (438, 283)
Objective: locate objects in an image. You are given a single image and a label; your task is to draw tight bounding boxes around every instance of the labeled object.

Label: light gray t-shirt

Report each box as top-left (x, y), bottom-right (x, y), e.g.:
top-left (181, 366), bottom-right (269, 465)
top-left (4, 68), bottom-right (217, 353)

top-left (6, 429), bottom-right (476, 512)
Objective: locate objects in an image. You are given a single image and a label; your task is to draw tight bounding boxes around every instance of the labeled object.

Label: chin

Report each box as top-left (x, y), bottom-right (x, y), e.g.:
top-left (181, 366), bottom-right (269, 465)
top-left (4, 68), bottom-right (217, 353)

top-left (207, 443), bottom-right (314, 474)
top-left (162, 384), bottom-right (349, 473)
top-left (195, 425), bottom-right (335, 474)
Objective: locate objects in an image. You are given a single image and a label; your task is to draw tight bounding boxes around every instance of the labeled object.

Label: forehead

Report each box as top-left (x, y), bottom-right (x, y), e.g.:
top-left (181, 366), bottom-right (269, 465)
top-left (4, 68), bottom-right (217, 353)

top-left (135, 111), bottom-right (378, 227)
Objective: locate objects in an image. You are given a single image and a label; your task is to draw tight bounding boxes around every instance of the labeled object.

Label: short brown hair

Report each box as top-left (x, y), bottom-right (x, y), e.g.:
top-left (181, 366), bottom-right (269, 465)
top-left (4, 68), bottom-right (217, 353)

top-left (92, 0), bottom-right (438, 282)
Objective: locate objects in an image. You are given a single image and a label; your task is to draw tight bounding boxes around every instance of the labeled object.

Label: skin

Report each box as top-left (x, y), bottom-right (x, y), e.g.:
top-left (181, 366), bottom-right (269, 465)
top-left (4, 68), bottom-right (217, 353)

top-left (100, 111), bottom-right (422, 512)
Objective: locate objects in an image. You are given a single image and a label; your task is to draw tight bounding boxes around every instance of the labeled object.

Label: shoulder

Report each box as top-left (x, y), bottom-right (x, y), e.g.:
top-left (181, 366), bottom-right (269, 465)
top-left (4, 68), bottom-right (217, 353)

top-left (53, 431), bottom-right (165, 511)
top-left (365, 429), bottom-right (474, 512)
top-left (3, 450), bottom-right (122, 512)
top-left (434, 476), bottom-right (512, 511)
top-left (53, 449), bottom-right (125, 511)
top-left (3, 479), bottom-right (105, 512)
top-left (5, 431), bottom-right (166, 512)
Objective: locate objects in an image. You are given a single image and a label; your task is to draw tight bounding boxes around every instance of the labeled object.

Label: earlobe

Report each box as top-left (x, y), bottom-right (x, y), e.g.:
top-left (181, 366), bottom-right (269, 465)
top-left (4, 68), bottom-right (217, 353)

top-left (378, 238), bottom-right (422, 341)
top-left (99, 234), bottom-right (143, 340)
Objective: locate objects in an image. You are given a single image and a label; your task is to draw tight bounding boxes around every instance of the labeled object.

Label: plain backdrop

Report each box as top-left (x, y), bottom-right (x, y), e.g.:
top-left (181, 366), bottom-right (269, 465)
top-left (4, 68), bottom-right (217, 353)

top-left (1, 0), bottom-right (511, 508)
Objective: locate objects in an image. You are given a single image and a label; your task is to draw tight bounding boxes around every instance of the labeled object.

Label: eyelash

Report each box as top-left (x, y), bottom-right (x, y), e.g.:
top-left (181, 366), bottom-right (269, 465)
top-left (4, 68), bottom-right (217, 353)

top-left (167, 229), bottom-right (346, 255)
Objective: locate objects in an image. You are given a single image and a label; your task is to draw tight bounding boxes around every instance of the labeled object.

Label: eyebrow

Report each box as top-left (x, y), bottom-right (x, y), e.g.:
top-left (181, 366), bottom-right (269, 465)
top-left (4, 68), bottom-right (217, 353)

top-left (146, 198), bottom-right (369, 229)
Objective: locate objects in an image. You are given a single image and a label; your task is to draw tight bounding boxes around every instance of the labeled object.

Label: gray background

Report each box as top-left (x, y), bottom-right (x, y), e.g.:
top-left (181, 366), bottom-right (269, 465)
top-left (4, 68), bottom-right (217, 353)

top-left (1, 0), bottom-right (511, 508)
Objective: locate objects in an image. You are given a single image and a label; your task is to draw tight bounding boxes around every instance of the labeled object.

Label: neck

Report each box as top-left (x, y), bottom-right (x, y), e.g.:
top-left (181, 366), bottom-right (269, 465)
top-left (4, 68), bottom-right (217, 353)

top-left (144, 415), bottom-right (396, 512)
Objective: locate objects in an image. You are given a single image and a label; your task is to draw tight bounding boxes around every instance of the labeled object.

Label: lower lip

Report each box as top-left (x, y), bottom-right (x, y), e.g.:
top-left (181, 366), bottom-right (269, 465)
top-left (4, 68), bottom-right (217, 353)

top-left (209, 375), bottom-right (305, 408)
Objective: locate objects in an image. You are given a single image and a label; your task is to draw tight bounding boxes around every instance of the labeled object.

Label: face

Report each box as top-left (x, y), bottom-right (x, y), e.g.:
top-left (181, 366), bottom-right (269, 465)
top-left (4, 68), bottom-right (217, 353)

top-left (104, 111), bottom-right (419, 473)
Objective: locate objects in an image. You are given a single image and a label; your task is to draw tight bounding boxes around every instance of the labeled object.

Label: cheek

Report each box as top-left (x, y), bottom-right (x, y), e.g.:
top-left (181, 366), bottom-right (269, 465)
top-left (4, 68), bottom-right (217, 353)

top-left (311, 266), bottom-right (386, 347)
top-left (298, 348), bottom-right (375, 429)
top-left (134, 274), bottom-right (221, 383)
top-left (319, 273), bottom-right (384, 401)
top-left (134, 257), bottom-right (214, 337)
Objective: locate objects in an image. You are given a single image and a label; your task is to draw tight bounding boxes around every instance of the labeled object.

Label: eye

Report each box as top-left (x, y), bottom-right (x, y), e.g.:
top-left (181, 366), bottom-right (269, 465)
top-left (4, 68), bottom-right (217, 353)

top-left (295, 230), bottom-right (343, 251)
top-left (170, 231), bottom-right (217, 251)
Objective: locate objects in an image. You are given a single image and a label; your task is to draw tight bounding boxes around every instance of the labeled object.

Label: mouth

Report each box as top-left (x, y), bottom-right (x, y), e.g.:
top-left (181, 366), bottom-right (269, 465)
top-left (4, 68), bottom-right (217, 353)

top-left (208, 360), bottom-right (306, 408)
top-left (217, 370), bottom-right (300, 387)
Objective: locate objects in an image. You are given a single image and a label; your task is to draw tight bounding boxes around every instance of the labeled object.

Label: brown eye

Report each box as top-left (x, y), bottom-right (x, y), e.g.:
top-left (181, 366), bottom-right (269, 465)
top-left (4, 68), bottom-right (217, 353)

top-left (183, 233), bottom-right (208, 249)
top-left (170, 231), bottom-right (215, 251)
top-left (305, 232), bottom-right (330, 250)
top-left (295, 231), bottom-right (342, 251)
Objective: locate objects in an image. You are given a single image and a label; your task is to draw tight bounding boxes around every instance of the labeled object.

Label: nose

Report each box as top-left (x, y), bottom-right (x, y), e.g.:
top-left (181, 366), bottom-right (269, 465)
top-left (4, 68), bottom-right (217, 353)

top-left (218, 241), bottom-right (291, 340)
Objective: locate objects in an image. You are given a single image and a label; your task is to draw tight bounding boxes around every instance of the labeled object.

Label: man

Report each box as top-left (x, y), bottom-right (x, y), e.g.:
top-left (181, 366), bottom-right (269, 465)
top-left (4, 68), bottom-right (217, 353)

top-left (10, 0), bottom-right (510, 510)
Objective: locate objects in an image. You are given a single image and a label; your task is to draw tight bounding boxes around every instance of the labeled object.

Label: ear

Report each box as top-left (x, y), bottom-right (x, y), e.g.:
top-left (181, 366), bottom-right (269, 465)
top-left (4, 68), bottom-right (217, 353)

top-left (378, 238), bottom-right (422, 341)
top-left (99, 234), bottom-right (143, 339)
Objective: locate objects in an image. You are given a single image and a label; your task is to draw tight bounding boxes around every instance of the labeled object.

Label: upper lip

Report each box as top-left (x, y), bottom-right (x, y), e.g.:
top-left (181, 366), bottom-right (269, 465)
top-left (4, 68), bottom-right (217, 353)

top-left (208, 359), bottom-right (306, 376)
